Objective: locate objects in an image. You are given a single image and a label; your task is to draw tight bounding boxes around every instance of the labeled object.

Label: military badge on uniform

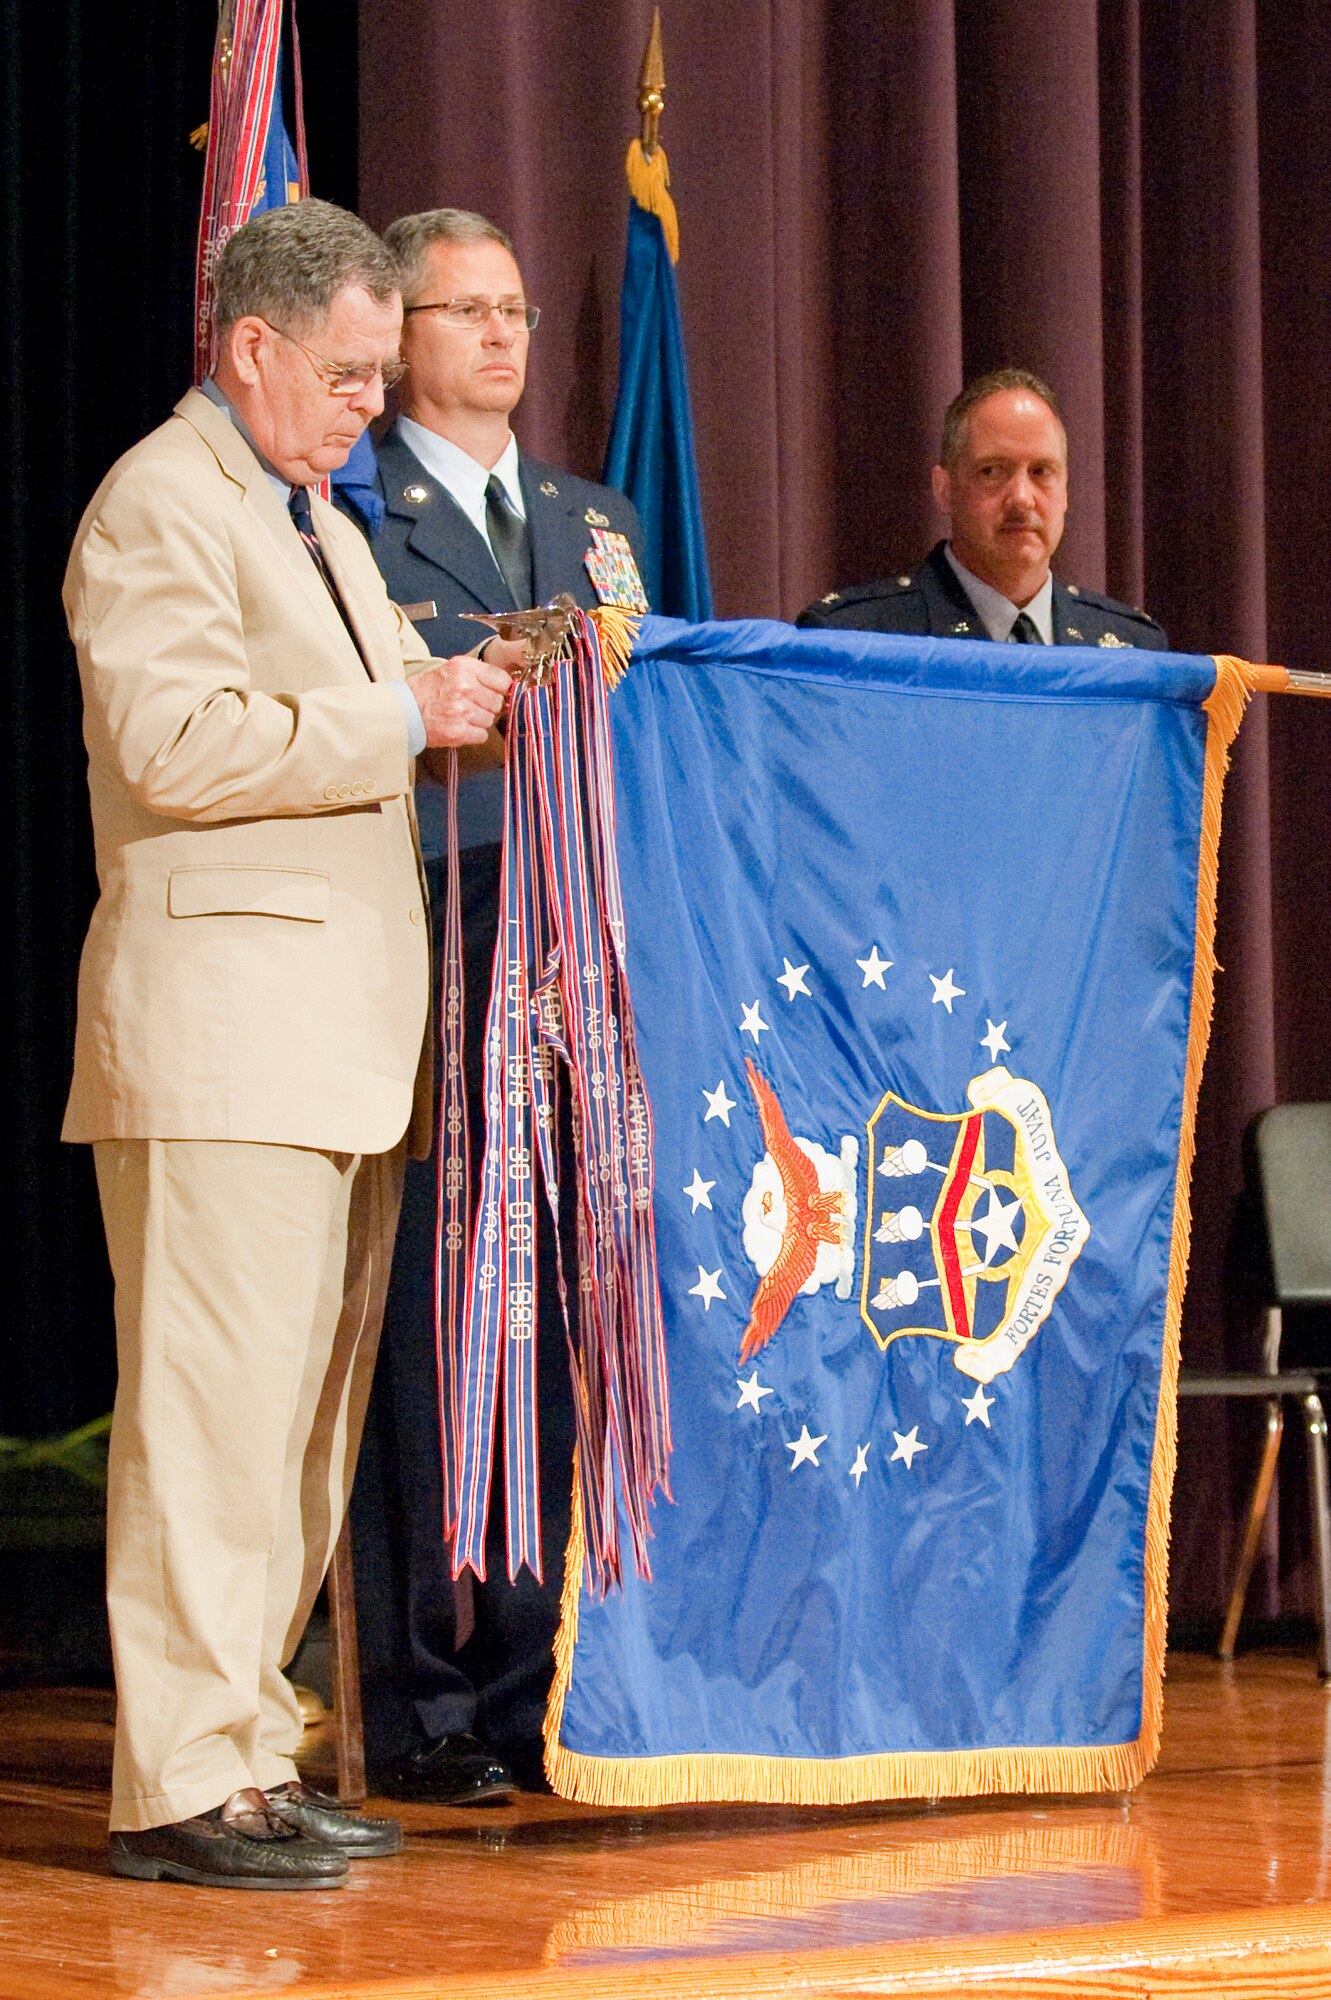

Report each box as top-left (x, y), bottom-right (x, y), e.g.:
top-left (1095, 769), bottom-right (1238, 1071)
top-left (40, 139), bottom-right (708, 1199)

top-left (1098, 632), bottom-right (1130, 648)
top-left (402, 483), bottom-right (429, 505)
top-left (584, 528), bottom-right (649, 612)
top-left (584, 506), bottom-right (610, 527)
top-left (540, 480), bottom-right (559, 497)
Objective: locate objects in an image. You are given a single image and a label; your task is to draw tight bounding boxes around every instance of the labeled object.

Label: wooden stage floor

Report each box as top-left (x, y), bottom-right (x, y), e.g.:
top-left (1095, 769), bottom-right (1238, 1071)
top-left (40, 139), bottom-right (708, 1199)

top-left (0, 1651), bottom-right (1328, 2000)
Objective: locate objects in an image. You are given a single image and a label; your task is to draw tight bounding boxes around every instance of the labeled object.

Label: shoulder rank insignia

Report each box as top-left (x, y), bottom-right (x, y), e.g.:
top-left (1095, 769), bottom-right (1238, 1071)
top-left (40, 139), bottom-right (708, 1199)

top-left (402, 483), bottom-right (429, 505)
top-left (585, 527), bottom-right (648, 612)
top-left (584, 506), bottom-right (610, 527)
top-left (949, 620), bottom-right (972, 636)
top-left (539, 480), bottom-right (559, 497)
top-left (1098, 631), bottom-right (1130, 647)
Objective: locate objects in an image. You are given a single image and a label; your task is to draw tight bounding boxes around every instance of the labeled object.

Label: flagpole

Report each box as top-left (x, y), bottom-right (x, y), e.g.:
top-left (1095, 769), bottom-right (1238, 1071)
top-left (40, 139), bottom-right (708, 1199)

top-left (1243, 665), bottom-right (1331, 696)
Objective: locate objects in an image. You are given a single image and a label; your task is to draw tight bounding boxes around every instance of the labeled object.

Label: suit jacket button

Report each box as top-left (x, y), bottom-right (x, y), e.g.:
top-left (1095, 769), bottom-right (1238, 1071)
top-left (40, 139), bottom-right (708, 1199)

top-left (409, 906), bottom-right (425, 925)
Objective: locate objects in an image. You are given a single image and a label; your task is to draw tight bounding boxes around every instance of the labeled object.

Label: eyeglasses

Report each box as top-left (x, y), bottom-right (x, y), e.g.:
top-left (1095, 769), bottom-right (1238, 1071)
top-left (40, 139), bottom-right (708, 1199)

top-left (260, 318), bottom-right (409, 395)
top-left (404, 297), bottom-right (541, 331)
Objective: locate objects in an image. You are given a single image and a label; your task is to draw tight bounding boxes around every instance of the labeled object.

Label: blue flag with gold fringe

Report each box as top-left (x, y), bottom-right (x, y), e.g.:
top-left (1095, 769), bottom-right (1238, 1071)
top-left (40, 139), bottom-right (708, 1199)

top-left (543, 616), bottom-right (1251, 1805)
top-left (602, 43), bottom-right (712, 625)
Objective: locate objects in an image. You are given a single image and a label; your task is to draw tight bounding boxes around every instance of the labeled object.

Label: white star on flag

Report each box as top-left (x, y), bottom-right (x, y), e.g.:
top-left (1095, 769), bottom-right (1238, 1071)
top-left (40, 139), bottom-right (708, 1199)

top-left (848, 1443), bottom-right (870, 1487)
top-left (739, 1000), bottom-right (770, 1042)
top-left (736, 1370), bottom-right (774, 1413)
top-left (683, 1170), bottom-right (715, 1212)
top-left (890, 1425), bottom-right (928, 1469)
top-left (777, 958), bottom-right (812, 1002)
top-left (980, 1018), bottom-right (1011, 1061)
top-left (857, 945), bottom-right (892, 988)
top-left (786, 1424), bottom-right (828, 1469)
top-left (702, 1079), bottom-right (737, 1125)
top-left (689, 1266), bottom-right (726, 1309)
top-left (962, 1383), bottom-right (995, 1428)
top-left (929, 968), bottom-right (965, 1012)
top-left (969, 1188), bottom-right (1022, 1263)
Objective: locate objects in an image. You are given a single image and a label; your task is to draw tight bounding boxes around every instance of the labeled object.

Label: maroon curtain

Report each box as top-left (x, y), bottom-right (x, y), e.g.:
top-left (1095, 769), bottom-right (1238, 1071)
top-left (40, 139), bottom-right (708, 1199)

top-left (361, 0), bottom-right (1331, 1623)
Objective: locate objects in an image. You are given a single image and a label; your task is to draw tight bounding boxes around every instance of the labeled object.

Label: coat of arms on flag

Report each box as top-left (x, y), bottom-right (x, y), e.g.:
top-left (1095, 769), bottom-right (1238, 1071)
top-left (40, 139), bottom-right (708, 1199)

top-left (530, 616), bottom-right (1258, 1808)
top-left (861, 1066), bottom-right (1088, 1382)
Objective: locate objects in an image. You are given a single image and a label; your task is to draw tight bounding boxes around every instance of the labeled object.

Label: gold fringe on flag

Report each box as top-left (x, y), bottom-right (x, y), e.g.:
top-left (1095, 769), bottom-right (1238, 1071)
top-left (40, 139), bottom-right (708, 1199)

top-left (544, 655), bottom-right (1257, 1807)
top-left (590, 604), bottom-right (641, 688)
top-left (1132, 651), bottom-right (1257, 1779)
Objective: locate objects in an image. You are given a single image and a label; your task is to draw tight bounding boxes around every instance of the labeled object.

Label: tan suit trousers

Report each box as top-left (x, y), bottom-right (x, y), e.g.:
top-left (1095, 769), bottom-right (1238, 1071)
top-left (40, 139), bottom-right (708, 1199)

top-left (94, 1137), bottom-right (405, 1831)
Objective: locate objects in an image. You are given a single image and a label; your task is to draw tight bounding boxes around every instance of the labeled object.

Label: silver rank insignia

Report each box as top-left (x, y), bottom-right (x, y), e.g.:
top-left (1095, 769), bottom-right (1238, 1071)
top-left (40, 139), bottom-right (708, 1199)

top-left (1066, 627), bottom-right (1084, 642)
top-left (540, 480), bottom-right (559, 497)
top-left (403, 483), bottom-right (429, 505)
top-left (584, 528), bottom-right (648, 612)
top-left (1098, 631), bottom-right (1130, 647)
top-left (584, 506), bottom-right (610, 527)
top-left (949, 620), bottom-right (972, 636)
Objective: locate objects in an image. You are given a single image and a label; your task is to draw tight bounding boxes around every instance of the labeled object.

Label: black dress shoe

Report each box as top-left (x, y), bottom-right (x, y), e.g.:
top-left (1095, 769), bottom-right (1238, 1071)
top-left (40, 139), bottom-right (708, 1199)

top-left (266, 1781), bottom-right (402, 1856)
top-left (109, 1787), bottom-right (348, 1889)
top-left (378, 1732), bottom-right (516, 1805)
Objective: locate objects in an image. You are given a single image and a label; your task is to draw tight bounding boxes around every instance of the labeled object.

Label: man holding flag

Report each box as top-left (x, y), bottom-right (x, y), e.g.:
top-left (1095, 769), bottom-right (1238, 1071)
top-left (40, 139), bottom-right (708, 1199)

top-left (63, 199), bottom-right (516, 1888)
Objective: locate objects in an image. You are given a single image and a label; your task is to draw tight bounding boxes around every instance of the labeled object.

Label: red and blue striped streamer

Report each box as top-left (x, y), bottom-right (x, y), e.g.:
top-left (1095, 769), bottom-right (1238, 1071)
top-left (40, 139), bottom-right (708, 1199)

top-left (194, 0), bottom-right (309, 384)
top-left (438, 611), bottom-right (671, 1593)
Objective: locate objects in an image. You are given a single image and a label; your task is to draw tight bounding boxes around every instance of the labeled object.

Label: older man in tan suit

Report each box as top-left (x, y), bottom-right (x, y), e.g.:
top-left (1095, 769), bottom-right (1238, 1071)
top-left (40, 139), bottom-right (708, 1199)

top-left (63, 200), bottom-right (516, 1889)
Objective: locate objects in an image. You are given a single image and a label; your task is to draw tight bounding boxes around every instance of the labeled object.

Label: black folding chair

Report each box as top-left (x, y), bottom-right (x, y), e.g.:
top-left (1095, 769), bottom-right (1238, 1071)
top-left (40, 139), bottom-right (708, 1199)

top-left (1178, 1103), bottom-right (1331, 1681)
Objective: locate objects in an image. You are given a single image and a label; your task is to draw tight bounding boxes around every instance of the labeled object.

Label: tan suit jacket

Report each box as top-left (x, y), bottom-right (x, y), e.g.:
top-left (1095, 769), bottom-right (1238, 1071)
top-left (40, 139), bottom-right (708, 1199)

top-left (63, 387), bottom-right (434, 1157)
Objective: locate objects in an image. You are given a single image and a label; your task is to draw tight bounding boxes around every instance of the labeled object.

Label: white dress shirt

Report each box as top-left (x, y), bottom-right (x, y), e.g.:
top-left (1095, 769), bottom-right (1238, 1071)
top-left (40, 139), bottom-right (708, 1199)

top-left (945, 545), bottom-right (1055, 645)
top-left (394, 417), bottom-right (526, 557)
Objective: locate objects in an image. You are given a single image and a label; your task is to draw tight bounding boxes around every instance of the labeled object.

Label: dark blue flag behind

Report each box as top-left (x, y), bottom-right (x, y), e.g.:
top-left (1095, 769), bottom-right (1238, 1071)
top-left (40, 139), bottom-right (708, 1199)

top-left (544, 617), bottom-right (1248, 1806)
top-left (604, 201), bottom-right (713, 621)
top-left (255, 42), bottom-right (300, 214)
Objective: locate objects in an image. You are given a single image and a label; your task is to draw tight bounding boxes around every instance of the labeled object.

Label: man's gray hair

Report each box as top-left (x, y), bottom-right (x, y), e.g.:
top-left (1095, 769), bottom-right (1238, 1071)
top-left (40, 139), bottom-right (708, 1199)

top-left (215, 198), bottom-right (400, 337)
top-left (939, 368), bottom-right (1065, 470)
top-left (384, 209), bottom-right (516, 306)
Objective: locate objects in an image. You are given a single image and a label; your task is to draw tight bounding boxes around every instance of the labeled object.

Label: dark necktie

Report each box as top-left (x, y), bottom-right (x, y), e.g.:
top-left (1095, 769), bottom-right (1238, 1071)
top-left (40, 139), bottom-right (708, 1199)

top-left (485, 474), bottom-right (533, 610)
top-left (289, 485), bottom-right (365, 663)
top-left (1009, 611), bottom-right (1044, 644)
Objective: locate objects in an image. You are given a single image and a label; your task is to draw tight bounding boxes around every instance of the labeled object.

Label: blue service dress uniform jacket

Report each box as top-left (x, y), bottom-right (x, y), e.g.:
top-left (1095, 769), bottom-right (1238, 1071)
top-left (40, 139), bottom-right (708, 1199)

top-left (372, 425), bottom-right (644, 664)
top-left (797, 541), bottom-right (1168, 650)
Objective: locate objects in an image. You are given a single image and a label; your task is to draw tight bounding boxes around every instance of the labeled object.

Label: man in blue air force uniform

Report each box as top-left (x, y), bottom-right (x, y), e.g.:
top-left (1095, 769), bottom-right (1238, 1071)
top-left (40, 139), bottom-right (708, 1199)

top-left (339, 207), bottom-right (644, 1802)
top-left (798, 368), bottom-right (1166, 650)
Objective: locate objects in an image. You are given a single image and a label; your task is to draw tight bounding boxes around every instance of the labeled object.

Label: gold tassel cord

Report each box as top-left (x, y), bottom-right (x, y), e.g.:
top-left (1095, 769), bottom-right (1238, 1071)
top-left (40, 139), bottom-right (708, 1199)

top-left (544, 656), bottom-right (1259, 1808)
top-left (626, 138), bottom-right (680, 264)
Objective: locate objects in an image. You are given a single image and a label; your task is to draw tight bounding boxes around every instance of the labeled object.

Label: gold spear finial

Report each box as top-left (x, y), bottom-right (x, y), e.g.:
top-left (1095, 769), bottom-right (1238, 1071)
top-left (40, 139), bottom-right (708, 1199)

top-left (638, 8), bottom-right (666, 157)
